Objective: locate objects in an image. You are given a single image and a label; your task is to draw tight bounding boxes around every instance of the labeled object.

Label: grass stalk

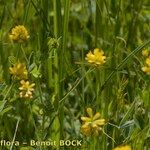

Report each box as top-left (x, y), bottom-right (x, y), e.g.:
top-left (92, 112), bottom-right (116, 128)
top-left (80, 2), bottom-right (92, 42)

top-left (100, 39), bottom-right (150, 92)
top-left (10, 118), bottom-right (20, 150)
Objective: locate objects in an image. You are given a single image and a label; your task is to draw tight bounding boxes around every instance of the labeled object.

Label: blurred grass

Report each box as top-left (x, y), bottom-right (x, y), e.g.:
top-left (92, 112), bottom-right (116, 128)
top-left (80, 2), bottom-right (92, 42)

top-left (0, 0), bottom-right (150, 150)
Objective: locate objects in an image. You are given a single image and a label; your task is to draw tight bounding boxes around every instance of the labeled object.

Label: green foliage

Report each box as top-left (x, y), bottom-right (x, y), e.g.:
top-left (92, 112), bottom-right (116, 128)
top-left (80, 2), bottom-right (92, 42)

top-left (0, 0), bottom-right (150, 150)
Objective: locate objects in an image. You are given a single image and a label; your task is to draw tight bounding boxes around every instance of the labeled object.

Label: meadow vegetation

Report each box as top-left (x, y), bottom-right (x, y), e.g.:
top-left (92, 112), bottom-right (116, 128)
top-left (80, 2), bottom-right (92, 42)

top-left (0, 0), bottom-right (150, 150)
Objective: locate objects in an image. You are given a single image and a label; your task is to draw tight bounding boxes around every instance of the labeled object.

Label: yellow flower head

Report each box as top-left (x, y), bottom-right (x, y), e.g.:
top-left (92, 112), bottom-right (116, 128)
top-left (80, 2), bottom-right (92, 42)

top-left (85, 48), bottom-right (106, 66)
top-left (142, 66), bottom-right (150, 74)
top-left (9, 25), bottom-right (29, 42)
top-left (81, 107), bottom-right (106, 136)
top-left (142, 49), bottom-right (149, 57)
top-left (113, 145), bottom-right (131, 150)
top-left (142, 56), bottom-right (150, 74)
top-left (19, 80), bottom-right (35, 99)
top-left (145, 57), bottom-right (150, 66)
top-left (9, 62), bottom-right (28, 80)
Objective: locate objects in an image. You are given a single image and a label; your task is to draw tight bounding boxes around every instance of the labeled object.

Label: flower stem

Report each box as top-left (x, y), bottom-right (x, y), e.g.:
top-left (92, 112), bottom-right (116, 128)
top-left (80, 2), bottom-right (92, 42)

top-left (20, 44), bottom-right (29, 64)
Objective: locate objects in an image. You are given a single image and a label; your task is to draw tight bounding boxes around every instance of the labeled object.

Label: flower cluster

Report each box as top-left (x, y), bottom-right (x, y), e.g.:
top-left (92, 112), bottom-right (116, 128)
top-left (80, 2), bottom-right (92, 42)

top-left (9, 62), bottom-right (35, 99)
top-left (81, 107), bottom-right (106, 136)
top-left (9, 25), bottom-right (29, 43)
top-left (141, 49), bottom-right (150, 74)
top-left (9, 25), bottom-right (35, 99)
top-left (85, 48), bottom-right (106, 66)
top-left (19, 80), bottom-right (35, 99)
top-left (113, 145), bottom-right (131, 150)
top-left (9, 62), bottom-right (28, 80)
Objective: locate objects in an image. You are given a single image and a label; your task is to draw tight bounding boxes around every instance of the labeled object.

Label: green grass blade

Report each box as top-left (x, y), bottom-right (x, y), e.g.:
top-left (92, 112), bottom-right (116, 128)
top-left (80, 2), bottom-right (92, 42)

top-left (100, 39), bottom-right (150, 92)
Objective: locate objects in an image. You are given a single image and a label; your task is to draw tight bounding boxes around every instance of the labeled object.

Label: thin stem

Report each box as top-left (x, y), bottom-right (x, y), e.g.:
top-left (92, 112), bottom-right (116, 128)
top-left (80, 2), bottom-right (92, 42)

top-left (59, 67), bottom-right (95, 104)
top-left (108, 122), bottom-right (120, 129)
top-left (102, 129), bottom-right (116, 143)
top-left (10, 118), bottom-right (20, 150)
top-left (3, 82), bottom-right (14, 101)
top-left (100, 40), bottom-right (150, 93)
top-left (20, 44), bottom-right (29, 64)
top-left (29, 104), bottom-right (42, 150)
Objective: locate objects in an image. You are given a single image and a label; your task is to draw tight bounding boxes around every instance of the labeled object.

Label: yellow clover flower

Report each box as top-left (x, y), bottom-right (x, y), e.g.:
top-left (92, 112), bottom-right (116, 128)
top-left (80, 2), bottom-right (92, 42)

top-left (142, 66), bottom-right (150, 74)
top-left (113, 145), bottom-right (131, 150)
top-left (9, 25), bottom-right (29, 42)
top-left (85, 48), bottom-right (106, 66)
top-left (81, 108), bottom-right (106, 136)
top-left (145, 57), bottom-right (150, 66)
top-left (9, 62), bottom-right (28, 80)
top-left (19, 80), bottom-right (35, 99)
top-left (142, 56), bottom-right (150, 75)
top-left (142, 49), bottom-right (149, 57)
